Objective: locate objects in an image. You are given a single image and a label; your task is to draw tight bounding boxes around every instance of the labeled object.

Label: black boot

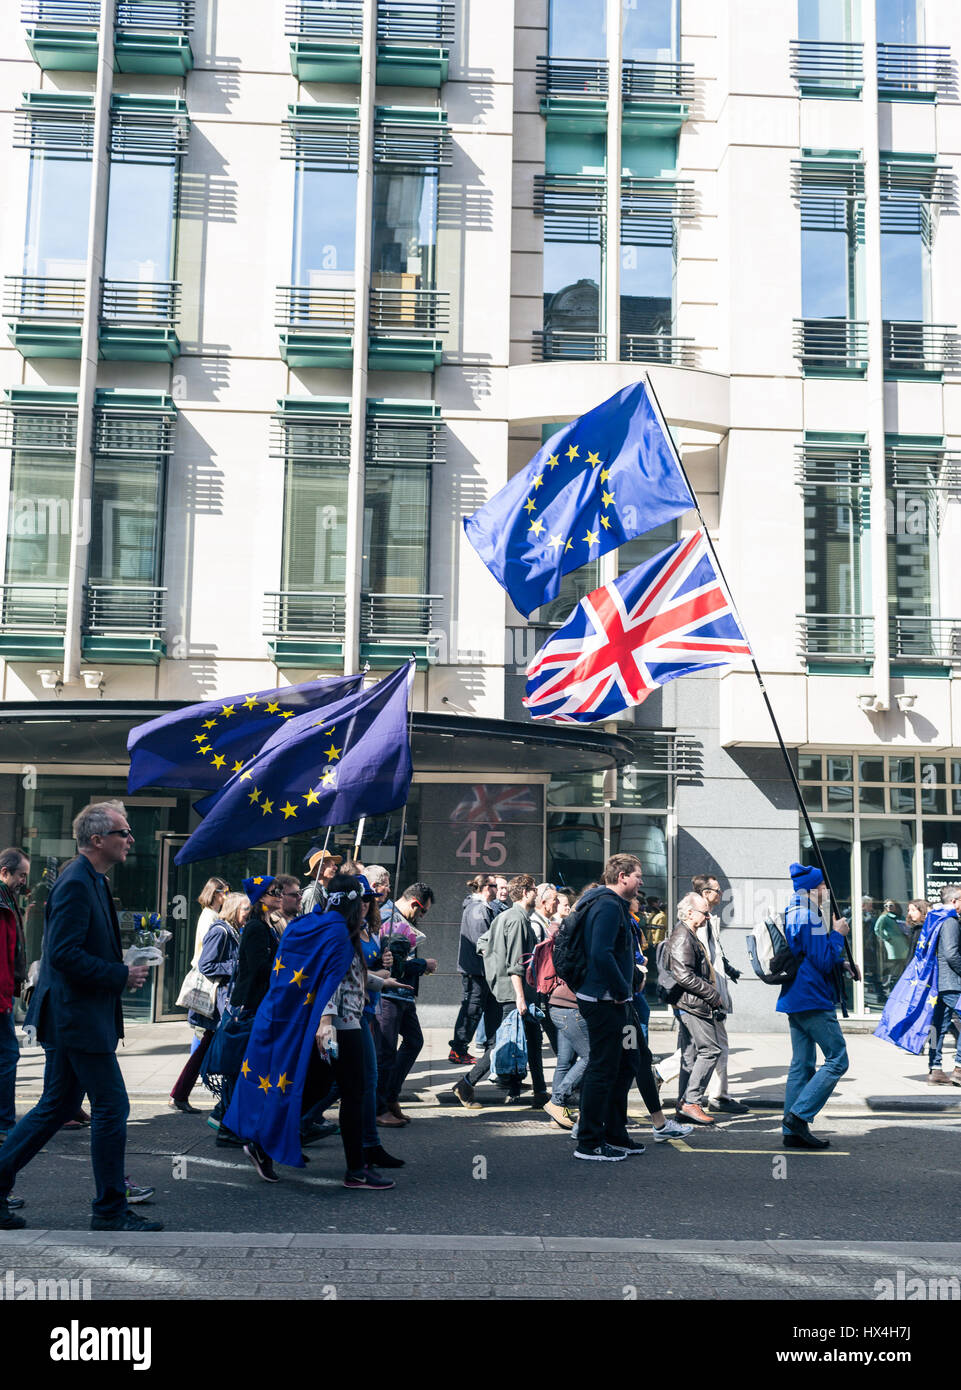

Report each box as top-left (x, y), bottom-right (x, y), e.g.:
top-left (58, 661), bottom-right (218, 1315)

top-left (363, 1144), bottom-right (405, 1169)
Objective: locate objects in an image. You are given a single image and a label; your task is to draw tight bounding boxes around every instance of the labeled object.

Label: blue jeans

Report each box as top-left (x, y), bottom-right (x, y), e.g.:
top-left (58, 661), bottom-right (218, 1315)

top-left (549, 1004), bottom-right (590, 1105)
top-left (0, 1045), bottom-right (130, 1218)
top-left (929, 991), bottom-right (961, 1071)
top-left (0, 1009), bottom-right (19, 1133)
top-left (783, 1009), bottom-right (848, 1132)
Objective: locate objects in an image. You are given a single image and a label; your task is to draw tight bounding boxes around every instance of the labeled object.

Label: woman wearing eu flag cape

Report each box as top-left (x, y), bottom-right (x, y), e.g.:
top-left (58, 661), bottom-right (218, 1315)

top-left (224, 874), bottom-right (396, 1190)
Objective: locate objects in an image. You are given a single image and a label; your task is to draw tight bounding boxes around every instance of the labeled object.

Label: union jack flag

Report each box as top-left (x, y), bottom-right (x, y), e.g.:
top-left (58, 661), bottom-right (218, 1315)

top-left (523, 528), bottom-right (753, 724)
top-left (451, 784), bottom-right (539, 824)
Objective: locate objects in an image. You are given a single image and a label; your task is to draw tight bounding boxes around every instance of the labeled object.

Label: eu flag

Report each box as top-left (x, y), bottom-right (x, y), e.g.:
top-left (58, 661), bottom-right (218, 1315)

top-left (174, 663), bottom-right (413, 865)
top-left (463, 379), bottom-right (695, 618)
top-left (127, 673), bottom-right (364, 794)
top-left (874, 905), bottom-right (950, 1054)
top-left (223, 906), bottom-right (354, 1166)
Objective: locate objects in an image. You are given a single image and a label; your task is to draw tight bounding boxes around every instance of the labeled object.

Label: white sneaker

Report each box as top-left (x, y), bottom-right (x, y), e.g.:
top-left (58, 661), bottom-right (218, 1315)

top-left (652, 1118), bottom-right (693, 1141)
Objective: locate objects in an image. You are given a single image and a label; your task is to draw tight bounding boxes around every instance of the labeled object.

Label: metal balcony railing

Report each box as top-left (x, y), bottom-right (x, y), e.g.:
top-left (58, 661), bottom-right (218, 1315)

top-left (0, 583), bottom-right (68, 633)
top-left (285, 0), bottom-right (362, 39)
top-left (798, 613), bottom-right (875, 661)
top-left (368, 287), bottom-right (448, 334)
top-left (877, 43), bottom-right (955, 98)
top-left (361, 592), bottom-right (440, 640)
top-left (789, 39), bottom-right (864, 88)
top-left (3, 275), bottom-right (84, 320)
top-left (621, 59), bottom-right (694, 102)
top-left (21, 1), bottom-right (194, 30)
top-left (620, 333), bottom-right (697, 367)
top-left (535, 55), bottom-right (608, 98)
top-left (263, 591), bottom-right (347, 640)
top-left (100, 280), bottom-right (180, 325)
top-left (534, 329), bottom-right (606, 361)
top-left (378, 1), bottom-right (454, 44)
top-left (84, 584), bottom-right (165, 635)
top-left (883, 321), bottom-right (961, 374)
top-left (275, 286), bottom-right (356, 331)
top-left (794, 318), bottom-right (869, 371)
top-left (889, 615), bottom-right (961, 664)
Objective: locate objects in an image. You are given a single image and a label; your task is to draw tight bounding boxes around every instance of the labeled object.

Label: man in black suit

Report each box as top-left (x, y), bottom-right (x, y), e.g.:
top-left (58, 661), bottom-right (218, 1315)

top-left (0, 800), bottom-right (162, 1231)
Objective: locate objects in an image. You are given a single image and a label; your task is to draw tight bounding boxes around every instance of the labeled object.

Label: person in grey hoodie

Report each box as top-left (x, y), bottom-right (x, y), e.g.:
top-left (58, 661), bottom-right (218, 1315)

top-left (448, 875), bottom-right (497, 1065)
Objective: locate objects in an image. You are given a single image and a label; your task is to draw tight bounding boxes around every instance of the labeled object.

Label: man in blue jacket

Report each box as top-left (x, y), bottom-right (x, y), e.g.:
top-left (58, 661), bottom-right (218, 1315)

top-left (0, 801), bottom-right (161, 1232)
top-left (779, 862), bottom-right (857, 1150)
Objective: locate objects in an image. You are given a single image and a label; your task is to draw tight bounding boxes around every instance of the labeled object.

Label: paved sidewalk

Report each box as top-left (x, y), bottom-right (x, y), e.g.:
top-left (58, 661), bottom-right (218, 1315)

top-left (14, 1019), bottom-right (960, 1114)
top-left (0, 1231), bottom-right (957, 1300)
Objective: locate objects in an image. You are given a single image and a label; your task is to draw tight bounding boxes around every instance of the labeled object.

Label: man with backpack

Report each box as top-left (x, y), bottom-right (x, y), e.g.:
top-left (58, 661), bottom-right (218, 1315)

top-left (778, 862), bottom-right (854, 1150)
top-left (450, 874), bottom-right (548, 1108)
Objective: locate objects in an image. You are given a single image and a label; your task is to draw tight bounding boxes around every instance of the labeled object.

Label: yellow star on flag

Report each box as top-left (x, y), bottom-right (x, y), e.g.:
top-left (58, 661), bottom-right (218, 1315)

top-left (276, 1073), bottom-right (290, 1094)
top-left (523, 497), bottom-right (537, 515)
top-left (587, 451), bottom-right (601, 469)
top-left (266, 700), bottom-right (280, 714)
top-left (258, 1075), bottom-right (271, 1093)
top-left (202, 719), bottom-right (218, 730)
top-left (325, 744), bottom-right (342, 762)
top-left (583, 529), bottom-right (599, 547)
top-left (601, 515), bottom-right (611, 530)
top-left (291, 968), bottom-right (307, 987)
top-left (248, 787), bottom-right (261, 804)
top-left (321, 770), bottom-right (337, 788)
top-left (531, 473), bottom-right (544, 490)
top-left (261, 797), bottom-right (274, 816)
top-left (192, 734), bottom-right (207, 745)
top-left (600, 467), bottom-right (611, 483)
top-left (529, 518), bottom-right (545, 537)
top-left (281, 801), bottom-right (298, 820)
top-left (232, 761), bottom-right (244, 774)
top-left (564, 538), bottom-right (574, 552)
top-left (240, 1058), bottom-right (251, 1078)
top-left (196, 744), bottom-right (211, 756)
top-left (221, 705), bottom-right (235, 718)
top-left (273, 955), bottom-right (285, 976)
top-left (601, 490), bottom-right (615, 508)
top-left (566, 444), bottom-right (579, 462)
top-left (212, 754), bottom-right (226, 770)
top-left (303, 788), bottom-right (320, 806)
top-left (303, 991), bottom-right (316, 1007)
top-left (547, 453), bottom-right (560, 469)
top-left (548, 533), bottom-right (564, 552)
top-left (243, 695), bottom-right (259, 711)
top-left (278, 709), bottom-right (294, 719)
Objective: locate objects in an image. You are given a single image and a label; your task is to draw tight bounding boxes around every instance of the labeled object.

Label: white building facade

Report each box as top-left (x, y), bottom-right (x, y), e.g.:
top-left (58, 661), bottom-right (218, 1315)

top-left (0, 0), bottom-right (958, 1027)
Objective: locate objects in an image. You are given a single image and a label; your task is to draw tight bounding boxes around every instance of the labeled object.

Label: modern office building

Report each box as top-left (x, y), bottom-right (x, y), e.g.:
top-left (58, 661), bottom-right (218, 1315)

top-left (0, 0), bottom-right (958, 1028)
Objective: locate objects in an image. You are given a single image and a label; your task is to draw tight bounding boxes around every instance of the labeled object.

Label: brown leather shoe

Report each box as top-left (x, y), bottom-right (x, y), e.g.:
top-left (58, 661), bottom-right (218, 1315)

top-left (928, 1069), bottom-right (953, 1084)
top-left (376, 1112), bottom-right (406, 1128)
top-left (677, 1102), bottom-right (716, 1126)
top-left (952, 1069), bottom-right (961, 1087)
top-left (388, 1101), bottom-right (410, 1124)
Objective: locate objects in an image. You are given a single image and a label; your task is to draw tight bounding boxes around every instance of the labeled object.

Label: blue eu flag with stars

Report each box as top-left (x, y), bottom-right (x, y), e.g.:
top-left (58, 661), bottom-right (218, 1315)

top-left (463, 379), bottom-right (695, 618)
top-left (174, 663), bottom-right (413, 865)
top-left (126, 673), bottom-right (364, 794)
top-left (224, 906), bottom-right (354, 1167)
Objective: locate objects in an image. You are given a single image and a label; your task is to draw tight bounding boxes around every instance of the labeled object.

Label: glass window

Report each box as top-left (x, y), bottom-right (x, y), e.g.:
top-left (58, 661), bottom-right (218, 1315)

top-left (827, 756), bottom-right (853, 781)
top-left (922, 821), bottom-right (961, 907)
top-left (543, 242), bottom-right (601, 336)
top-left (621, 243), bottom-right (674, 343)
top-left (953, 759), bottom-right (961, 785)
top-left (24, 156), bottom-right (92, 277)
top-left (804, 487), bottom-right (870, 620)
top-left (549, 0), bottom-right (606, 57)
top-left (827, 784), bottom-right (854, 810)
top-left (890, 786), bottom-right (916, 813)
top-left (610, 814), bottom-right (667, 903)
top-left (860, 819), bottom-right (915, 1010)
top-left (877, 0), bottom-right (920, 44)
top-left (798, 0), bottom-right (860, 42)
top-left (801, 228), bottom-right (854, 319)
top-left (362, 466), bottom-right (429, 595)
top-left (799, 754), bottom-right (823, 780)
top-left (881, 231), bottom-right (927, 322)
top-left (889, 756), bottom-right (916, 782)
top-left (920, 786), bottom-right (946, 816)
top-left (547, 812), bottom-right (605, 891)
top-left (920, 758), bottom-right (946, 785)
top-left (802, 784), bottom-right (823, 811)
top-left (371, 170), bottom-right (438, 291)
top-left (104, 161), bottom-right (176, 283)
top-left (90, 459), bottom-right (164, 584)
top-left (548, 770), bottom-right (606, 806)
top-left (282, 462), bottom-right (347, 591)
top-left (859, 756), bottom-right (884, 782)
top-left (858, 784), bottom-right (885, 813)
top-left (293, 168), bottom-right (357, 289)
top-left (623, 0), bottom-right (678, 63)
top-left (618, 769), bottom-right (668, 809)
top-left (5, 455), bottom-right (73, 582)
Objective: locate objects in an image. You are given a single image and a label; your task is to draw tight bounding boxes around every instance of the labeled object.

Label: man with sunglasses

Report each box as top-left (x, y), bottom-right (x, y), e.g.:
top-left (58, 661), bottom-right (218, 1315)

top-left (376, 882), bottom-right (436, 1125)
top-left (0, 801), bottom-right (162, 1232)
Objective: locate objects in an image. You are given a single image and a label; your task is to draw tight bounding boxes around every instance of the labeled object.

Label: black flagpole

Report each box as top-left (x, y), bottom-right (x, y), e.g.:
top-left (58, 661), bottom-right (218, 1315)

top-left (643, 374), bottom-right (858, 993)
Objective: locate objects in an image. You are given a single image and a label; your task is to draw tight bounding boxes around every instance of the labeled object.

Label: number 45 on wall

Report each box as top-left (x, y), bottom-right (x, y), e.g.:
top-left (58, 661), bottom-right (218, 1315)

top-left (455, 829), bottom-right (507, 868)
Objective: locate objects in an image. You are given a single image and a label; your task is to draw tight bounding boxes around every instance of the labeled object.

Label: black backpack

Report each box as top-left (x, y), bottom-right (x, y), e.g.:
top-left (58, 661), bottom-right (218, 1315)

top-left (550, 899), bottom-right (591, 991)
top-left (746, 914), bottom-right (800, 987)
top-left (655, 938), bottom-right (683, 1005)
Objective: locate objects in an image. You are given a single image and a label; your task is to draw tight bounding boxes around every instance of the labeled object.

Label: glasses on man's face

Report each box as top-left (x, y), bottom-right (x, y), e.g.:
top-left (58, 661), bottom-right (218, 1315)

top-left (105, 829), bottom-right (134, 840)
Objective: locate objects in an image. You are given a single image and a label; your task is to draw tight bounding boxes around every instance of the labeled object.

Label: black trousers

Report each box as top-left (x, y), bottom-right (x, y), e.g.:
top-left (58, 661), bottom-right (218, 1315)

top-left (451, 974), bottom-right (495, 1054)
top-left (625, 1003), bottom-right (662, 1116)
top-left (465, 1004), bottom-right (546, 1095)
top-left (577, 1001), bottom-right (635, 1151)
top-left (301, 1029), bottom-right (365, 1172)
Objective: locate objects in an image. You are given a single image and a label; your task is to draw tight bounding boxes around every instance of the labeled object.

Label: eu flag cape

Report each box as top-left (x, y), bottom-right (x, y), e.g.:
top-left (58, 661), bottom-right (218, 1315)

top-left (873, 905), bottom-right (950, 1054)
top-left (463, 379), bottom-right (694, 618)
top-left (223, 907), bottom-right (354, 1167)
top-left (126, 673), bottom-right (364, 793)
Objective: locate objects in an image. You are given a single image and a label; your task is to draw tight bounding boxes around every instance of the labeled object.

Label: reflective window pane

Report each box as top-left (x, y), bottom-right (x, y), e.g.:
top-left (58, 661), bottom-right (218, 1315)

top-left (802, 784), bottom-right (822, 812)
top-left (105, 161), bottom-right (175, 282)
top-left (90, 459), bottom-right (164, 584)
top-left (920, 786), bottom-right (946, 816)
top-left (549, 0), bottom-right (606, 56)
top-left (920, 758), bottom-right (947, 786)
top-left (890, 786), bottom-right (915, 814)
top-left (922, 821), bottom-right (961, 906)
top-left (24, 157), bottom-right (92, 276)
top-left (362, 466), bottom-right (428, 594)
top-left (798, 754), bottom-right (822, 781)
top-left (293, 168), bottom-right (356, 288)
top-left (5, 454), bottom-right (74, 582)
top-left (623, 0), bottom-right (678, 63)
top-left (860, 819), bottom-right (914, 1010)
top-left (858, 784), bottom-right (885, 812)
top-left (826, 784), bottom-right (853, 810)
top-left (548, 772), bottom-right (605, 807)
top-left (889, 757), bottom-right (916, 783)
top-left (826, 756), bottom-right (853, 782)
top-left (282, 462), bottom-right (347, 590)
top-left (859, 757), bottom-right (884, 783)
top-left (547, 812), bottom-right (604, 891)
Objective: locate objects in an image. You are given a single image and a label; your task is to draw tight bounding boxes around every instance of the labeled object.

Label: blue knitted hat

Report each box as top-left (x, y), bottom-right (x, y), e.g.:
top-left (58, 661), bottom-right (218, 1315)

top-left (790, 862), bottom-right (824, 893)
